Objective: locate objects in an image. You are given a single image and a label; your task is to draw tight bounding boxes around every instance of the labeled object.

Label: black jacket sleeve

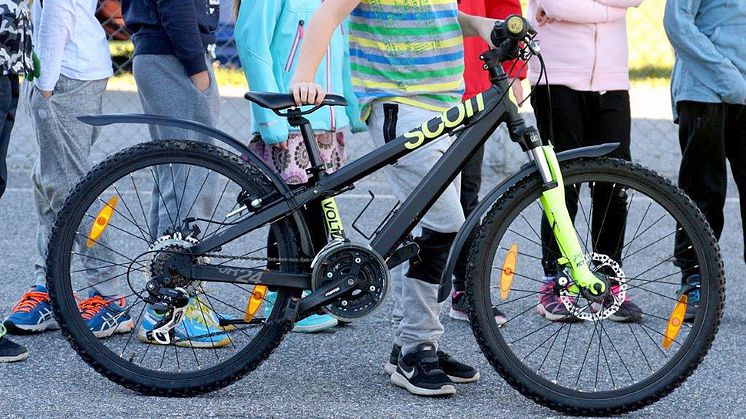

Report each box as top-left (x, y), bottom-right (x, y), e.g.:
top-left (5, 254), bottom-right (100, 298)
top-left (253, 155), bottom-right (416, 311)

top-left (155, 0), bottom-right (207, 76)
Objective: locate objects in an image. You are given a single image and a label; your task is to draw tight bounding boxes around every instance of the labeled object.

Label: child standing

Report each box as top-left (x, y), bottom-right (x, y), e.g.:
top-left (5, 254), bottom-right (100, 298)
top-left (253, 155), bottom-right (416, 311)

top-left (234, 0), bottom-right (365, 333)
top-left (0, 0), bottom-right (35, 362)
top-left (3, 0), bottom-right (133, 339)
top-left (528, 0), bottom-right (643, 323)
top-left (122, 0), bottom-right (229, 348)
top-left (664, 0), bottom-right (746, 321)
top-left (289, 0), bottom-right (497, 396)
top-left (450, 0), bottom-right (526, 326)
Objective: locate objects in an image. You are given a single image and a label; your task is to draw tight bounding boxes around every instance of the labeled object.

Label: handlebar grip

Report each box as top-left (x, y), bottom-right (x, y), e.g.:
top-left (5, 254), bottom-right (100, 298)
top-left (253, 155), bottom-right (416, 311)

top-left (505, 15), bottom-right (528, 39)
top-left (491, 15), bottom-right (536, 47)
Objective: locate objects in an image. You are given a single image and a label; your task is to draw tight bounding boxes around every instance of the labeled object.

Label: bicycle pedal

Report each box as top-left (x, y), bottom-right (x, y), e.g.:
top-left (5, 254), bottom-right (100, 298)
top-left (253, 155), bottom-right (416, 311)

top-left (386, 241), bottom-right (419, 269)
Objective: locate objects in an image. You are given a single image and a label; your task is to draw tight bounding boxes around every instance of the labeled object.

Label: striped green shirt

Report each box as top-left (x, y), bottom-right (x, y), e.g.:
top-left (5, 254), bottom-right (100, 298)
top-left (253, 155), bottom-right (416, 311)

top-left (349, 0), bottom-right (465, 116)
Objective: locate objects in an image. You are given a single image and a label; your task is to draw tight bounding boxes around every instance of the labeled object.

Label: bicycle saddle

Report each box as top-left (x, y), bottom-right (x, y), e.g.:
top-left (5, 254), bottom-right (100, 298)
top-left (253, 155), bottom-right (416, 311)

top-left (244, 92), bottom-right (347, 111)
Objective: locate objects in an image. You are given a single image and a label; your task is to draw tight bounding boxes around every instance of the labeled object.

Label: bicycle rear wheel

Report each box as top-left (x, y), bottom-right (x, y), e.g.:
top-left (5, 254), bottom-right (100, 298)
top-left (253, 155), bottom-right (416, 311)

top-left (47, 140), bottom-right (304, 395)
top-left (466, 158), bottom-right (724, 415)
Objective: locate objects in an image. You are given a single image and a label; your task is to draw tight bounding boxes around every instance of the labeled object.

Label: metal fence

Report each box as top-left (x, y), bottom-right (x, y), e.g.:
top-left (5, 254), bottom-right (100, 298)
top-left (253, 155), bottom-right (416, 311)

top-left (8, 0), bottom-right (680, 180)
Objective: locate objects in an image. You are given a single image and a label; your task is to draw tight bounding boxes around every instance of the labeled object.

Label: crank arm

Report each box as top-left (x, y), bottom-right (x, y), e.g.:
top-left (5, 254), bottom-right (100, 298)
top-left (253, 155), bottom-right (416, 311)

top-left (173, 263), bottom-right (311, 289)
top-left (298, 276), bottom-right (358, 318)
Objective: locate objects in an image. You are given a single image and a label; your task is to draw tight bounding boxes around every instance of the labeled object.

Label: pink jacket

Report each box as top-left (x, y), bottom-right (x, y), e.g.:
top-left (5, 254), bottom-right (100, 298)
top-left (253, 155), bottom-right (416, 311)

top-left (527, 0), bottom-right (643, 92)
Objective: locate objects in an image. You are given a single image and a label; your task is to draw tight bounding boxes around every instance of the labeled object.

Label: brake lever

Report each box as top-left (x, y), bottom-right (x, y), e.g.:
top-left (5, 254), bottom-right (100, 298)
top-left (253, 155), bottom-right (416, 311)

top-left (525, 38), bottom-right (541, 55)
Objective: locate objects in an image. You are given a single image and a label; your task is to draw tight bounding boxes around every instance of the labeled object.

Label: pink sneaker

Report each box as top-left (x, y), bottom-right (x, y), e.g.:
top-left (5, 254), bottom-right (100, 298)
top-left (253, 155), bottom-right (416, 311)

top-left (536, 277), bottom-right (582, 323)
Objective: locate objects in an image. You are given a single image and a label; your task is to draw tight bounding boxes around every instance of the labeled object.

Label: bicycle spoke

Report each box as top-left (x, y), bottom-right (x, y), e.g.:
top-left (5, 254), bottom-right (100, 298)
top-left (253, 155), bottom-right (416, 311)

top-left (169, 164), bottom-right (182, 224)
top-left (149, 166), bottom-right (175, 229)
top-left (83, 212), bottom-right (150, 246)
top-left (627, 322), bottom-right (653, 372)
top-left (622, 201), bottom-right (652, 260)
top-left (74, 233), bottom-right (147, 270)
top-left (183, 169), bottom-right (212, 223)
top-left (555, 321), bottom-right (573, 383)
top-left (129, 173), bottom-right (155, 242)
top-left (537, 321), bottom-right (567, 374)
top-left (591, 183), bottom-right (617, 254)
top-left (119, 299), bottom-right (148, 360)
top-left (623, 228), bottom-right (679, 262)
top-left (202, 176), bottom-right (231, 239)
top-left (198, 291), bottom-right (237, 350)
top-left (575, 313), bottom-right (598, 388)
top-left (113, 185), bottom-right (152, 244)
top-left (176, 164), bottom-right (192, 225)
top-left (622, 213), bottom-right (667, 259)
top-left (599, 319), bottom-right (635, 382)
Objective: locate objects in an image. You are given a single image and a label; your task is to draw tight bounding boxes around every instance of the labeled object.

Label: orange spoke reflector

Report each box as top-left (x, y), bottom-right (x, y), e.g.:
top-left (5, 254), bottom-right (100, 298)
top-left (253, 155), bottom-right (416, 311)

top-left (86, 196), bottom-right (119, 248)
top-left (663, 294), bottom-right (688, 350)
top-left (500, 244), bottom-right (519, 300)
top-left (244, 285), bottom-right (268, 322)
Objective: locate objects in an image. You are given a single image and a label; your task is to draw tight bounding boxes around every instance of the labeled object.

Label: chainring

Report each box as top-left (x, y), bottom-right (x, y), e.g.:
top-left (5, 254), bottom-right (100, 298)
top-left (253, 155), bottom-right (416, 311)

top-left (558, 253), bottom-right (627, 321)
top-left (311, 241), bottom-right (390, 322)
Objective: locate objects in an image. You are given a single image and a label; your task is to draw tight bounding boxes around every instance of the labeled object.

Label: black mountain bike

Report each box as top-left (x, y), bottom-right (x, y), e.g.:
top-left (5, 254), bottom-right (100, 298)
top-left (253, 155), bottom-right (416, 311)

top-left (47, 16), bottom-right (723, 415)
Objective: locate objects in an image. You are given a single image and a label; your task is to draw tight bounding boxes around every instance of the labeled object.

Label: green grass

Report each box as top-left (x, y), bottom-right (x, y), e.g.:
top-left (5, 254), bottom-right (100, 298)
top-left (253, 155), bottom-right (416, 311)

top-left (110, 1), bottom-right (673, 89)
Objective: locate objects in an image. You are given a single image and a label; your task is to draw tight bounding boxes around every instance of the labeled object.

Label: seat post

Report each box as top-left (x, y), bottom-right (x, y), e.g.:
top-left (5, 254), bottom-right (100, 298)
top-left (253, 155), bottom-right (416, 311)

top-left (288, 109), bottom-right (327, 180)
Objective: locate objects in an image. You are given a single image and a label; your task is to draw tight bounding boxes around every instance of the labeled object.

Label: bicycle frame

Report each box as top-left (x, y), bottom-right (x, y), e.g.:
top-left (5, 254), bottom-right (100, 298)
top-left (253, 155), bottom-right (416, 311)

top-left (82, 63), bottom-right (608, 317)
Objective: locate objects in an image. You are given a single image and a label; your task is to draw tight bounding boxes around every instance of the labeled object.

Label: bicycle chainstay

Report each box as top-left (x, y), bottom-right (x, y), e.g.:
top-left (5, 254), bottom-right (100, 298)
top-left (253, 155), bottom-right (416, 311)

top-left (202, 252), bottom-right (313, 264)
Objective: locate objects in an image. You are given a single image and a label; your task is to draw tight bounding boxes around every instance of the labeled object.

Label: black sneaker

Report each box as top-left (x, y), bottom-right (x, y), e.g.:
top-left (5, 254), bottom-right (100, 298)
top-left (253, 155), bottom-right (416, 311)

top-left (593, 284), bottom-right (644, 323)
top-left (435, 350), bottom-right (480, 383)
top-left (384, 344), bottom-right (479, 384)
top-left (449, 291), bottom-right (506, 325)
top-left (390, 343), bottom-right (456, 396)
top-left (0, 335), bottom-right (28, 363)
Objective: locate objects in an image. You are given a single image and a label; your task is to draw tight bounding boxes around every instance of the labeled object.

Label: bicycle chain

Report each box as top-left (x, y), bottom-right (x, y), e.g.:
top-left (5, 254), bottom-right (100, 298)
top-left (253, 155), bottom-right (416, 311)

top-left (202, 252), bottom-right (313, 264)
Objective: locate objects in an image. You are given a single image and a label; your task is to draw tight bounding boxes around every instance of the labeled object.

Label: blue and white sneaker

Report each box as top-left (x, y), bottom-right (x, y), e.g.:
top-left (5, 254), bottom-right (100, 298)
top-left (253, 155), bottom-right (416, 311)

top-left (138, 297), bottom-right (231, 348)
top-left (264, 291), bottom-right (338, 333)
top-left (3, 285), bottom-right (58, 334)
top-left (78, 293), bottom-right (135, 338)
top-left (678, 274), bottom-right (700, 323)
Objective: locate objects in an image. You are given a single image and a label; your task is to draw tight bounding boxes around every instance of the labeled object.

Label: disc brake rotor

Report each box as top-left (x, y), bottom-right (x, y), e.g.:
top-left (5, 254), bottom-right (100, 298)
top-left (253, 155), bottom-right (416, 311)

top-left (558, 253), bottom-right (627, 321)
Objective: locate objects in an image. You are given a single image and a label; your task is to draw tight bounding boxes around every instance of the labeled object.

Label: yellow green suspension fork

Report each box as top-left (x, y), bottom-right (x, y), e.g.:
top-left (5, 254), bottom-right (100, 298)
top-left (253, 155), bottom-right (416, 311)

top-left (530, 145), bottom-right (606, 295)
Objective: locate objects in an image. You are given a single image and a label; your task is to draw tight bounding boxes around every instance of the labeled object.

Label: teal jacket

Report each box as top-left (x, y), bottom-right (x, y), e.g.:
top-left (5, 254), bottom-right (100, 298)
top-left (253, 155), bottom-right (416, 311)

top-left (235, 0), bottom-right (366, 144)
top-left (664, 0), bottom-right (746, 116)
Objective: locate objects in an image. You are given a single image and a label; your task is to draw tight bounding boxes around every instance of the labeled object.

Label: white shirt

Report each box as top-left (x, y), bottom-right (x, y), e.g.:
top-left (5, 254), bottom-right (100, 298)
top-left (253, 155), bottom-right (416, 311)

top-left (32, 0), bottom-right (113, 91)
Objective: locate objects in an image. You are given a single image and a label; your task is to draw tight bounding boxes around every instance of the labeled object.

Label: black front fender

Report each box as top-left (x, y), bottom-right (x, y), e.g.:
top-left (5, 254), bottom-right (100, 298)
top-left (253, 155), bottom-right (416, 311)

top-left (78, 113), bottom-right (316, 256)
top-left (437, 142), bottom-right (620, 302)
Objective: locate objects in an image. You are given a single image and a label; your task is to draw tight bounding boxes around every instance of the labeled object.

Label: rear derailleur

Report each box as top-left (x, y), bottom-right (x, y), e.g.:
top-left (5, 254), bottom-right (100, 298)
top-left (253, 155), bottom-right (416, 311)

top-left (142, 280), bottom-right (190, 345)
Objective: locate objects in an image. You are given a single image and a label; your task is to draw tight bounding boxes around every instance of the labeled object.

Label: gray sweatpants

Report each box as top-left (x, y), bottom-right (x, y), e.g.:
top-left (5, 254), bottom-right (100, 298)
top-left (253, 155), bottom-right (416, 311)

top-left (367, 101), bottom-right (466, 355)
top-left (30, 75), bottom-right (122, 296)
top-left (133, 54), bottom-right (220, 239)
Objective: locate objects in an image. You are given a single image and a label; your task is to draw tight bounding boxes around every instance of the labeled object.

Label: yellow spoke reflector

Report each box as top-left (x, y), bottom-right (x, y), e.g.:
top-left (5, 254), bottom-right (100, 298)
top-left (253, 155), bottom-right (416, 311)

top-left (500, 244), bottom-right (519, 300)
top-left (663, 294), bottom-right (688, 350)
top-left (86, 196), bottom-right (119, 248)
top-left (244, 285), bottom-right (268, 322)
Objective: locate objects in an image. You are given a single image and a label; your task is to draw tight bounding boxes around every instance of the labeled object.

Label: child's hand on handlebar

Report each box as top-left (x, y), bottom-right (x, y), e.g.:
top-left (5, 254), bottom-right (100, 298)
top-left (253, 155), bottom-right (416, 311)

top-left (289, 79), bottom-right (326, 106)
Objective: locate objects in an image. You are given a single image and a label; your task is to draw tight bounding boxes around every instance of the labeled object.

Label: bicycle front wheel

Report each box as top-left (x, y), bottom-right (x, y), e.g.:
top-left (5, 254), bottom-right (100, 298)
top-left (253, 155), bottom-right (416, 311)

top-left (47, 140), bottom-right (304, 396)
top-left (466, 158), bottom-right (724, 415)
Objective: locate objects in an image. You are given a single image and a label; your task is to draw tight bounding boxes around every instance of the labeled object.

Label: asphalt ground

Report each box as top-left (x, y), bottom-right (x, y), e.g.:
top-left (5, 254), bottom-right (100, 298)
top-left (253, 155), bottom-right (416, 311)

top-left (0, 90), bottom-right (744, 418)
